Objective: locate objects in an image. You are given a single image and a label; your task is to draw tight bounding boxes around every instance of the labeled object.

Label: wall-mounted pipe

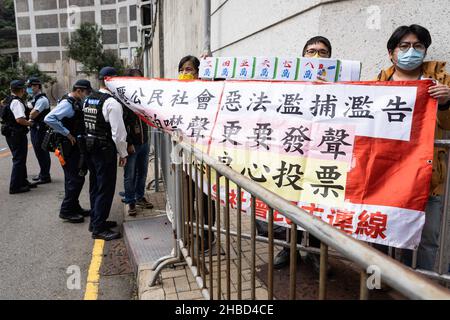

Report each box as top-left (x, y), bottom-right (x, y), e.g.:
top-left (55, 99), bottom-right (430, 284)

top-left (203, 0), bottom-right (211, 56)
top-left (158, 0), bottom-right (164, 78)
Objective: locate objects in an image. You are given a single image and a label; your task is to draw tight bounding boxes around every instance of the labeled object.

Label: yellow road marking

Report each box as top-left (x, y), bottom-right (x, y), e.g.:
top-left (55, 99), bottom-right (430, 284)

top-left (84, 239), bottom-right (105, 300)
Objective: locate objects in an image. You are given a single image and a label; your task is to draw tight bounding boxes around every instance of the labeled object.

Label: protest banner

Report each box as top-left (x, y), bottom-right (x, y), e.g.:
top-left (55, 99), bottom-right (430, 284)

top-left (199, 56), bottom-right (361, 82)
top-left (235, 57), bottom-right (255, 80)
top-left (216, 57), bottom-right (236, 79)
top-left (275, 57), bottom-right (299, 81)
top-left (199, 57), bottom-right (216, 79)
top-left (106, 77), bottom-right (437, 249)
top-left (254, 57), bottom-right (277, 80)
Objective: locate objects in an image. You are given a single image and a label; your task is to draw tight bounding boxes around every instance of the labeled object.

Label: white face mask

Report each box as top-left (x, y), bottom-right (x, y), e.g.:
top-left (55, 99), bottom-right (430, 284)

top-left (395, 48), bottom-right (425, 71)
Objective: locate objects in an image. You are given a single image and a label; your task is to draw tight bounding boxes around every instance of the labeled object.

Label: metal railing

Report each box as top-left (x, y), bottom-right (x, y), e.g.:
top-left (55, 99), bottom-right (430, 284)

top-left (149, 131), bottom-right (450, 300)
top-left (433, 140), bottom-right (450, 277)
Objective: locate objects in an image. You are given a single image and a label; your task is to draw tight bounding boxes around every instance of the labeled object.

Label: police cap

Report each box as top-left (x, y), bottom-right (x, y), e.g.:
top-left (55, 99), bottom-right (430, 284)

top-left (73, 79), bottom-right (92, 91)
top-left (10, 80), bottom-right (26, 90)
top-left (27, 77), bottom-right (42, 86)
top-left (99, 67), bottom-right (118, 80)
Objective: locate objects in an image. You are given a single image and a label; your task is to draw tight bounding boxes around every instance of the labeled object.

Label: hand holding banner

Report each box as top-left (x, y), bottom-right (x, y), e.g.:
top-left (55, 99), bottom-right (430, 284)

top-left (106, 77), bottom-right (437, 249)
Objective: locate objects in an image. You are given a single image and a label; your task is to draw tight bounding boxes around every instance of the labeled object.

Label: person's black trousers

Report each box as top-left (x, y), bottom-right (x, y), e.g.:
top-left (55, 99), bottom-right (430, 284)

top-left (30, 125), bottom-right (51, 180)
top-left (6, 133), bottom-right (28, 192)
top-left (60, 146), bottom-right (85, 215)
top-left (256, 220), bottom-right (321, 249)
top-left (190, 179), bottom-right (216, 243)
top-left (86, 146), bottom-right (117, 234)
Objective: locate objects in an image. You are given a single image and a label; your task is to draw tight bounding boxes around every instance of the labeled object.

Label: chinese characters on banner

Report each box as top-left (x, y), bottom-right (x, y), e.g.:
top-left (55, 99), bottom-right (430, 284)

top-left (106, 77), bottom-right (437, 249)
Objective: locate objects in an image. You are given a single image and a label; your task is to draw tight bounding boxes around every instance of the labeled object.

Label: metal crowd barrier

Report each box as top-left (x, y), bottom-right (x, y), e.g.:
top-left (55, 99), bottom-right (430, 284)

top-left (147, 129), bottom-right (182, 281)
top-left (149, 130), bottom-right (450, 300)
top-left (148, 127), bottom-right (164, 192)
top-left (433, 140), bottom-right (450, 277)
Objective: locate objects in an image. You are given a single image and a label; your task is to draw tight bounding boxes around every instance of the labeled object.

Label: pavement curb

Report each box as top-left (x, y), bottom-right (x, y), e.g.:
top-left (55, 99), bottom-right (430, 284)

top-left (137, 264), bottom-right (164, 300)
top-left (122, 159), bottom-right (203, 300)
top-left (123, 201), bottom-right (169, 300)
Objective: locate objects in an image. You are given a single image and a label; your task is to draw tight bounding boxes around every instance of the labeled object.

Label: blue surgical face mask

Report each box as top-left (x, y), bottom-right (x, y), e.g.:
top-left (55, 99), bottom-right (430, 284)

top-left (26, 87), bottom-right (33, 95)
top-left (396, 48), bottom-right (425, 71)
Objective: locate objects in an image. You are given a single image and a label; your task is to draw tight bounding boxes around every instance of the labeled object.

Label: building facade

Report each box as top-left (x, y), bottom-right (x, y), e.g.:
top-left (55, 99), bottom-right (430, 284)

top-left (14, 0), bottom-right (141, 99)
top-left (146, 0), bottom-right (450, 81)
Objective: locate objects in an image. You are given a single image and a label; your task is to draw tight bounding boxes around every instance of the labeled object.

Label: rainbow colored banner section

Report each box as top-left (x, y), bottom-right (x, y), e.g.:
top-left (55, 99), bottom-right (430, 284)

top-left (106, 77), bottom-right (437, 249)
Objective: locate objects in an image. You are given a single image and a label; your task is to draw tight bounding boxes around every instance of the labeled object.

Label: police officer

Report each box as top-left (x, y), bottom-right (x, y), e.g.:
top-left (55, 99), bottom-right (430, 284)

top-left (84, 67), bottom-right (128, 240)
top-left (1, 80), bottom-right (37, 194)
top-left (27, 77), bottom-right (52, 184)
top-left (44, 80), bottom-right (92, 223)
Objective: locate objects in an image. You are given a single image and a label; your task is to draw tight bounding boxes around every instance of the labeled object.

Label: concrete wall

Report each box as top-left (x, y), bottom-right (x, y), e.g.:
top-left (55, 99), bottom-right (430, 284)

top-left (152, 0), bottom-right (450, 80)
top-left (149, 0), bottom-right (206, 78)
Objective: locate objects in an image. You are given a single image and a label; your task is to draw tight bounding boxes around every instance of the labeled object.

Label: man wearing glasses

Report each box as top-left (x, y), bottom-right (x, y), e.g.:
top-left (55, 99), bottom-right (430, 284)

top-left (376, 24), bottom-right (450, 271)
top-left (303, 36), bottom-right (332, 59)
top-left (256, 36), bottom-right (334, 273)
top-left (303, 36), bottom-right (333, 81)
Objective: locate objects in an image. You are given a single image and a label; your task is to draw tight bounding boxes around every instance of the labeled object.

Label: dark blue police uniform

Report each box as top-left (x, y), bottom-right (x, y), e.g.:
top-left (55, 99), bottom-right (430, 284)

top-left (83, 67), bottom-right (124, 241)
top-left (1, 80), bottom-right (33, 194)
top-left (44, 80), bottom-right (92, 223)
top-left (27, 78), bottom-right (52, 183)
top-left (84, 90), bottom-right (120, 238)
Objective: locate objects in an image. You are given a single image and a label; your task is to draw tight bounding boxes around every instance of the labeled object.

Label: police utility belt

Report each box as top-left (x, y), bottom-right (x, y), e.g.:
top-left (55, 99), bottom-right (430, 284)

top-left (1, 124), bottom-right (29, 137)
top-left (42, 130), bottom-right (76, 154)
top-left (85, 134), bottom-right (114, 152)
top-left (41, 128), bottom-right (60, 152)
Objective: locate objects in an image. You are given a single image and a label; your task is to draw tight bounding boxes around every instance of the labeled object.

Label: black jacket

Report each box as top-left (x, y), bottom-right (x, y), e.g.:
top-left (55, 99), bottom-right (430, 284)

top-left (123, 107), bottom-right (148, 146)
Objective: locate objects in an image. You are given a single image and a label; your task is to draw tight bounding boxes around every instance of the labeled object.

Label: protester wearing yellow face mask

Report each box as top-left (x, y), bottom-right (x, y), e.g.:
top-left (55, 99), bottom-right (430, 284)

top-left (303, 36), bottom-right (332, 59)
top-left (302, 36), bottom-right (333, 82)
top-left (177, 54), bottom-right (217, 250)
top-left (178, 55), bottom-right (200, 80)
top-left (255, 36), bottom-right (335, 274)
